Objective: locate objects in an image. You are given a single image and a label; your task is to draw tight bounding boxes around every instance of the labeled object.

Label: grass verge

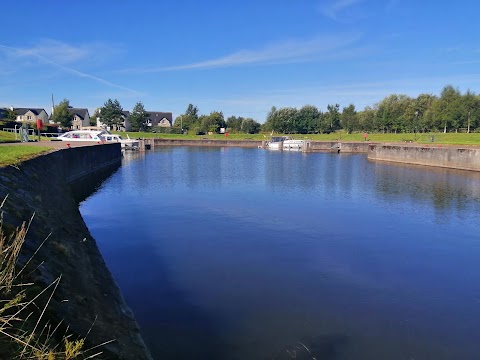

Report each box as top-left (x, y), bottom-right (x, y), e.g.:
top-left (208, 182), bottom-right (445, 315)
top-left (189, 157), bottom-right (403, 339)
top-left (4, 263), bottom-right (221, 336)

top-left (116, 131), bottom-right (480, 145)
top-left (0, 131), bottom-right (17, 143)
top-left (0, 146), bottom-right (52, 167)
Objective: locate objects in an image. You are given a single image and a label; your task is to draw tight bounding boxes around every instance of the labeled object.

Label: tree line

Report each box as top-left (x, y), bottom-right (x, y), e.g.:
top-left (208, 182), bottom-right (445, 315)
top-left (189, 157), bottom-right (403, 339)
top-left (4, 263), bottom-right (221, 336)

top-left (263, 86), bottom-right (480, 134)
top-left (45, 85), bottom-right (480, 134)
top-left (173, 104), bottom-right (262, 134)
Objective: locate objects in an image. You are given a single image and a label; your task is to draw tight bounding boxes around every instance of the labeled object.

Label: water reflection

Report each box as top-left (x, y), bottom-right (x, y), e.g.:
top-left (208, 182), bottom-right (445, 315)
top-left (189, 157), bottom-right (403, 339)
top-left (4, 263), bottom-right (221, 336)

top-left (81, 147), bottom-right (480, 360)
top-left (373, 162), bottom-right (480, 220)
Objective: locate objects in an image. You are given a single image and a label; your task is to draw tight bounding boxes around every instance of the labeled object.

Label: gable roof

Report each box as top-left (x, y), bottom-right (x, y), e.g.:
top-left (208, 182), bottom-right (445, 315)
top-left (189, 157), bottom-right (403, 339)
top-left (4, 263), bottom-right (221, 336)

top-left (146, 111), bottom-right (173, 125)
top-left (67, 108), bottom-right (89, 120)
top-left (13, 108), bottom-right (46, 116)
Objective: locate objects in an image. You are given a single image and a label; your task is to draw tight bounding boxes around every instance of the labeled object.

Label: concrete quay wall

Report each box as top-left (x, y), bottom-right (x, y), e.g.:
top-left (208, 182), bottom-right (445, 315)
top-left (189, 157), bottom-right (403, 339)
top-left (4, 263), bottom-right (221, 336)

top-left (149, 138), bottom-right (263, 149)
top-left (368, 144), bottom-right (480, 171)
top-left (308, 141), bottom-right (370, 153)
top-left (0, 144), bottom-right (152, 359)
top-left (145, 138), bottom-right (370, 153)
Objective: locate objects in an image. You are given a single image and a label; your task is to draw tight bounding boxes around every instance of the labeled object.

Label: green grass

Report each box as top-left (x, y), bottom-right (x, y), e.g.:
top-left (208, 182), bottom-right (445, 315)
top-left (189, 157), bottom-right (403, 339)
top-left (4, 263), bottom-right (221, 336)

top-left (115, 130), bottom-right (480, 145)
top-left (0, 146), bottom-right (51, 167)
top-left (0, 131), bottom-right (18, 143)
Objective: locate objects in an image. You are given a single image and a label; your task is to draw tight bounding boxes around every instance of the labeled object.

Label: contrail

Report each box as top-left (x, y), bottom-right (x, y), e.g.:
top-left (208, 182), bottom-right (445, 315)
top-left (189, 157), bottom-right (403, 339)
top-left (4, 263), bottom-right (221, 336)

top-left (0, 43), bottom-right (142, 95)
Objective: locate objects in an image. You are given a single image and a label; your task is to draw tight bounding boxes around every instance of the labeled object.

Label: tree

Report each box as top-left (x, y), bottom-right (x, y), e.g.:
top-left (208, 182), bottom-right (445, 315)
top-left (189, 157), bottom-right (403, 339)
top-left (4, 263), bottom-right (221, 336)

top-left (297, 105), bottom-right (321, 134)
top-left (460, 90), bottom-right (480, 133)
top-left (240, 118), bottom-right (261, 134)
top-left (3, 108), bottom-right (16, 121)
top-left (201, 111), bottom-right (225, 133)
top-left (51, 99), bottom-right (73, 128)
top-left (322, 104), bottom-right (340, 133)
top-left (100, 99), bottom-right (124, 130)
top-left (263, 106), bottom-right (278, 132)
top-left (341, 104), bottom-right (357, 133)
top-left (376, 94), bottom-right (411, 133)
top-left (129, 102), bottom-right (150, 131)
top-left (271, 107), bottom-right (298, 133)
top-left (409, 93), bottom-right (437, 132)
top-left (174, 104), bottom-right (200, 131)
top-left (185, 104), bottom-right (199, 118)
top-left (226, 116), bottom-right (243, 132)
top-left (357, 106), bottom-right (376, 132)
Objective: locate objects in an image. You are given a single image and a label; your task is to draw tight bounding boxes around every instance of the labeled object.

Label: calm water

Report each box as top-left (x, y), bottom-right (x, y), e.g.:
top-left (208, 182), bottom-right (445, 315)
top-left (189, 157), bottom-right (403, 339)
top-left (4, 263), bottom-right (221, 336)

top-left (80, 147), bottom-right (480, 360)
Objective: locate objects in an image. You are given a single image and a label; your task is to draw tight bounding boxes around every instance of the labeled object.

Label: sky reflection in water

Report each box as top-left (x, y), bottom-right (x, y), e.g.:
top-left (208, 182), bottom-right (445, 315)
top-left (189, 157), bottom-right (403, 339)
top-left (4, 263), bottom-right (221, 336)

top-left (80, 147), bottom-right (480, 360)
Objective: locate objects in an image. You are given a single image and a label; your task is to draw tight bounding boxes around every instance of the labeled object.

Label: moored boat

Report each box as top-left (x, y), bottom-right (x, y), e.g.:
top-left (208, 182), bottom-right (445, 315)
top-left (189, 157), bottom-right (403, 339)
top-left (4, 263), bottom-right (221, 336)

top-left (266, 136), bottom-right (308, 151)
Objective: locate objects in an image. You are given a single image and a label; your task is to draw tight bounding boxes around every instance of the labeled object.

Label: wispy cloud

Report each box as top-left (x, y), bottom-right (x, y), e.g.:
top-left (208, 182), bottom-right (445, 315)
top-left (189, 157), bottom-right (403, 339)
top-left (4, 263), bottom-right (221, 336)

top-left (319, 0), bottom-right (363, 20)
top-left (120, 33), bottom-right (362, 73)
top-left (0, 42), bottom-right (141, 95)
top-left (14, 39), bottom-right (90, 64)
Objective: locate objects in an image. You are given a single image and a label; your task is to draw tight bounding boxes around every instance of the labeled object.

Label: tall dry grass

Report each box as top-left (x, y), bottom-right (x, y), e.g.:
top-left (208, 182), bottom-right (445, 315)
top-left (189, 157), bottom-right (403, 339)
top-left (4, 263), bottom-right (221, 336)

top-left (0, 196), bottom-right (111, 359)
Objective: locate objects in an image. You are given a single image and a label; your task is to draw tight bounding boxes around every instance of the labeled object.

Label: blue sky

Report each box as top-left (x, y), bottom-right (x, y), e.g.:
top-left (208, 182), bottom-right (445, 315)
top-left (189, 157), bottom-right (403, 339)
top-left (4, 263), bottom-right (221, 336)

top-left (1, 1), bottom-right (479, 122)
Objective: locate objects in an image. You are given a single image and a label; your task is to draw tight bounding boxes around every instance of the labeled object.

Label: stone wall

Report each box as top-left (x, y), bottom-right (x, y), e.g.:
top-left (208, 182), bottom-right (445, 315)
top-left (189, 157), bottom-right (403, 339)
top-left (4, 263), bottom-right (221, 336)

top-left (0, 144), bottom-right (152, 359)
top-left (368, 144), bottom-right (480, 171)
top-left (308, 141), bottom-right (370, 153)
top-left (150, 138), bottom-right (263, 148)
top-left (145, 138), bottom-right (370, 153)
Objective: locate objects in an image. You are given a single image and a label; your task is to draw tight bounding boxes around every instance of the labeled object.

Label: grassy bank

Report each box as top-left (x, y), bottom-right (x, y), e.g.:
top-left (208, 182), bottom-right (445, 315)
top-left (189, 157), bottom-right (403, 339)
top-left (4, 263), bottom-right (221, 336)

top-left (118, 131), bottom-right (480, 145)
top-left (0, 146), bottom-right (51, 167)
top-left (0, 131), bottom-right (17, 143)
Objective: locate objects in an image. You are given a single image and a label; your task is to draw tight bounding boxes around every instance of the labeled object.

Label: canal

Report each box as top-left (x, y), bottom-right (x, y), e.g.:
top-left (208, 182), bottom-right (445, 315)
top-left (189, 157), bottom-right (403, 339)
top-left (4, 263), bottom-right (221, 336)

top-left (80, 147), bottom-right (480, 359)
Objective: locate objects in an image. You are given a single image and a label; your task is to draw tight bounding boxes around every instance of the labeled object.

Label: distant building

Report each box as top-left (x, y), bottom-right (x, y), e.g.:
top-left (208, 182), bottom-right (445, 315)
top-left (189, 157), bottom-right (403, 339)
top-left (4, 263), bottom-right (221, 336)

top-left (146, 112), bottom-right (173, 128)
top-left (12, 107), bottom-right (49, 124)
top-left (67, 108), bottom-right (90, 130)
top-left (95, 109), bottom-right (173, 131)
top-left (96, 110), bottom-right (130, 131)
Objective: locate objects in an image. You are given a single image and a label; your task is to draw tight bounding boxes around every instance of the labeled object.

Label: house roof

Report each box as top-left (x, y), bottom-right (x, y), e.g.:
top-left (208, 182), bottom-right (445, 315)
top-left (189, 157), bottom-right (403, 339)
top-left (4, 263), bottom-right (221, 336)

top-left (147, 111), bottom-right (173, 125)
top-left (13, 108), bottom-right (46, 116)
top-left (67, 108), bottom-right (89, 120)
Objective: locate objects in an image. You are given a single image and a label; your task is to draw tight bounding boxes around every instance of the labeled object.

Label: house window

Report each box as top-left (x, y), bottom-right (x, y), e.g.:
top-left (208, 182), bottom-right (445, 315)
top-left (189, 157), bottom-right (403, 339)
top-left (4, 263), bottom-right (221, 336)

top-left (27, 115), bottom-right (32, 120)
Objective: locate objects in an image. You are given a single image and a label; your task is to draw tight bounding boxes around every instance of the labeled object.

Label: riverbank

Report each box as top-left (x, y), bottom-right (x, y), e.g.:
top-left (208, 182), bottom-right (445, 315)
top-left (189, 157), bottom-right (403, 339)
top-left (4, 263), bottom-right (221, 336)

top-left (0, 143), bottom-right (152, 359)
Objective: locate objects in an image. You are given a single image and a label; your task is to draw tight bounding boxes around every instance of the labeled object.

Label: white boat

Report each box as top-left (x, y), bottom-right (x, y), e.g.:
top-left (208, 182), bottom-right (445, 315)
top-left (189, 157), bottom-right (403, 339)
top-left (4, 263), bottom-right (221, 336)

top-left (54, 130), bottom-right (107, 142)
top-left (53, 130), bottom-right (139, 150)
top-left (266, 136), bottom-right (291, 150)
top-left (100, 133), bottom-right (139, 150)
top-left (266, 136), bottom-right (307, 151)
top-left (283, 138), bottom-right (306, 150)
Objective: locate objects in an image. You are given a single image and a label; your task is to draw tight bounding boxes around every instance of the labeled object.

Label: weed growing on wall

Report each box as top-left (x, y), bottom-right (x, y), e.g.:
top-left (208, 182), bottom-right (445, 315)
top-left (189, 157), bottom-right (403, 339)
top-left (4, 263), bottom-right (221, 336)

top-left (0, 196), bottom-right (109, 359)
